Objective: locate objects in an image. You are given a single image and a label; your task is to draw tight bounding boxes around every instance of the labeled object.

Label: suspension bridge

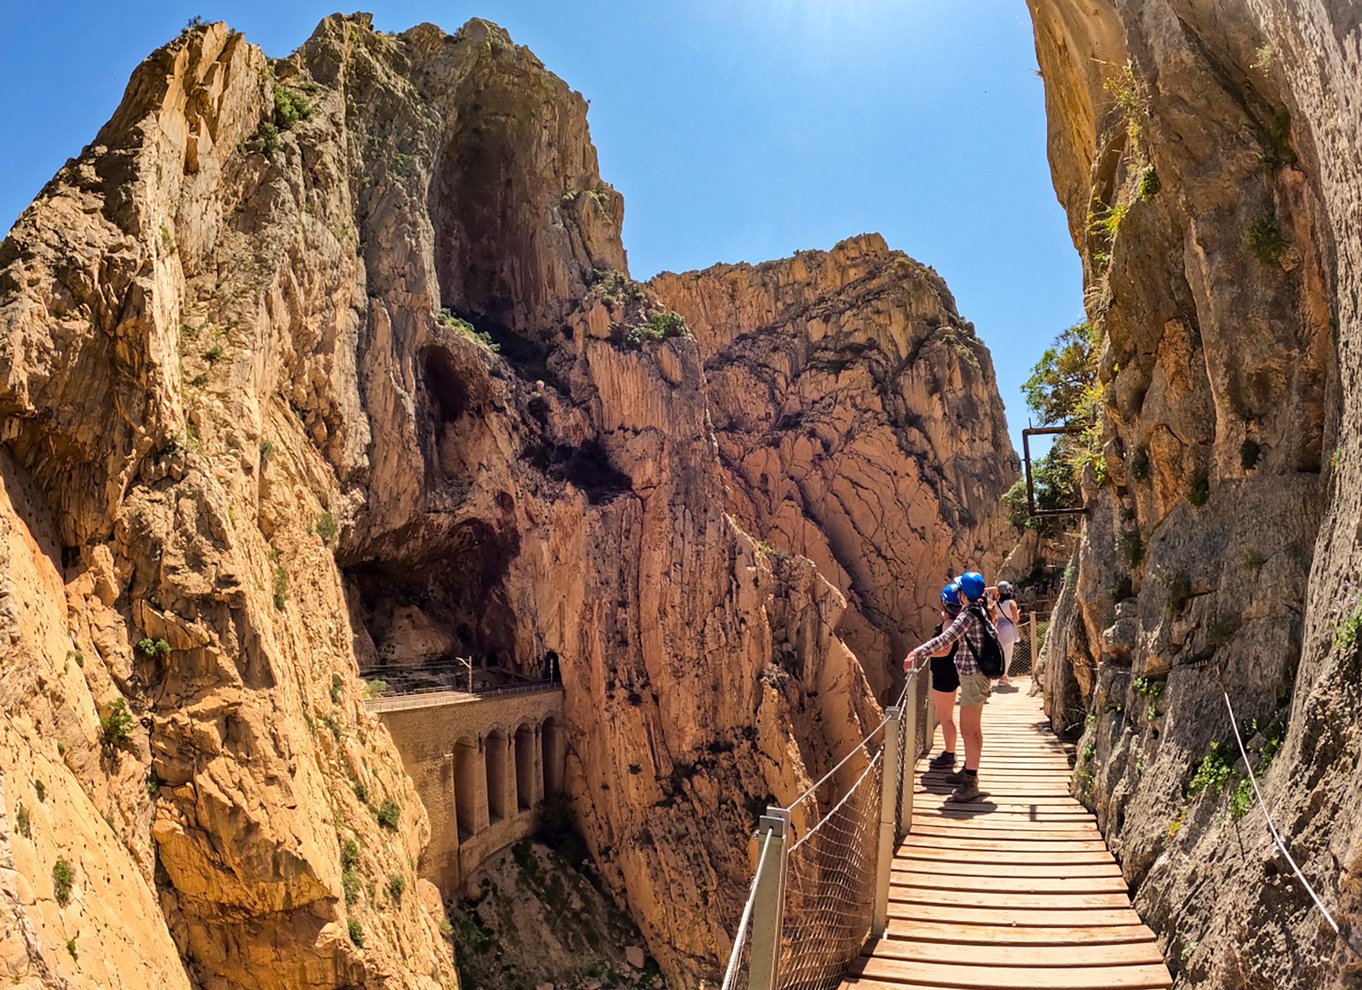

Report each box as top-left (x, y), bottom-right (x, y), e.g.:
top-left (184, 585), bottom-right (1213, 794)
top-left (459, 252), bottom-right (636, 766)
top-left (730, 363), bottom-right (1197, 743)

top-left (720, 673), bottom-right (1173, 990)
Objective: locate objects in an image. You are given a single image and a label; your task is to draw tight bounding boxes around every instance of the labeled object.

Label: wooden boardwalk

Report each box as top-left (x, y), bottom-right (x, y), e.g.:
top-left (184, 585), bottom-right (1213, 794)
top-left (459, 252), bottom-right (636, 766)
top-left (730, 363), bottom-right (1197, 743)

top-left (842, 681), bottom-right (1172, 990)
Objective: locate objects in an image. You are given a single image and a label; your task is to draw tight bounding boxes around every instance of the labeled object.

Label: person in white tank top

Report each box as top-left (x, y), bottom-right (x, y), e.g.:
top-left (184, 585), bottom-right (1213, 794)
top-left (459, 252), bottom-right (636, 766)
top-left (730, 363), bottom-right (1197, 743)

top-left (989, 581), bottom-right (1020, 687)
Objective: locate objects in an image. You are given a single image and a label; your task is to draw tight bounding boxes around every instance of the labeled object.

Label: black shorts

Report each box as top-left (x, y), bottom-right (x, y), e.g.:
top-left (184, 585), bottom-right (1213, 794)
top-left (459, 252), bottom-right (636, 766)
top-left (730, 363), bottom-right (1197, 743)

top-left (929, 654), bottom-right (960, 693)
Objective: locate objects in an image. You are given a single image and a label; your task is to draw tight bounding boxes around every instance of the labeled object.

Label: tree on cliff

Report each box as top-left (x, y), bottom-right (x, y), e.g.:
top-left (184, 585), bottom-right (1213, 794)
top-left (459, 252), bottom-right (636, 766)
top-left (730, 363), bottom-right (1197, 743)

top-left (1005, 321), bottom-right (1101, 531)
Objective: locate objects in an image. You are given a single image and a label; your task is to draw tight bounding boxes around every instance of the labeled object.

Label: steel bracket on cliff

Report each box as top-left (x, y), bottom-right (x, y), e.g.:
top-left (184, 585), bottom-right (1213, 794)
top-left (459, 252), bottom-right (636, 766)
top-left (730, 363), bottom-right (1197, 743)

top-left (1022, 425), bottom-right (1090, 518)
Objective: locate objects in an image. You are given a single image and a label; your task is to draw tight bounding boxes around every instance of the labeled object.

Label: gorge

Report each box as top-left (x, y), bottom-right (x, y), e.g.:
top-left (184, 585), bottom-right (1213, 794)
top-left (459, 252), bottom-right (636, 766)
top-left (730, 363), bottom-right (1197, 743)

top-left (3, 3), bottom-right (1362, 989)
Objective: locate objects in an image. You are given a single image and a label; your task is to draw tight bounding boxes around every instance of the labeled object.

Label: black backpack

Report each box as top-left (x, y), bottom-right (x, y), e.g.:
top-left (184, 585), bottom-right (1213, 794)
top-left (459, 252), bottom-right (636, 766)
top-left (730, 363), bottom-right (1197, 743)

top-left (964, 601), bottom-right (1005, 679)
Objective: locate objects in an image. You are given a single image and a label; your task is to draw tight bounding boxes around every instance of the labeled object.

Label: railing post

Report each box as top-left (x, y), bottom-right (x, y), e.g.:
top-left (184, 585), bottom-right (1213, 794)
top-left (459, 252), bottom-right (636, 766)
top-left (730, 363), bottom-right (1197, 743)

top-left (1029, 611), bottom-right (1038, 671)
top-left (872, 706), bottom-right (902, 937)
top-left (898, 687), bottom-right (916, 838)
top-left (749, 806), bottom-right (790, 990)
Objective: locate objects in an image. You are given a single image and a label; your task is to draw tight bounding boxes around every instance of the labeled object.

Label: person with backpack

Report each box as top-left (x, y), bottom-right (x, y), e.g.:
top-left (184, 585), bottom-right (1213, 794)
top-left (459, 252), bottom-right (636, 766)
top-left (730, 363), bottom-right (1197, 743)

top-left (903, 571), bottom-right (1004, 802)
top-left (926, 583), bottom-right (964, 772)
top-left (991, 581), bottom-right (1021, 687)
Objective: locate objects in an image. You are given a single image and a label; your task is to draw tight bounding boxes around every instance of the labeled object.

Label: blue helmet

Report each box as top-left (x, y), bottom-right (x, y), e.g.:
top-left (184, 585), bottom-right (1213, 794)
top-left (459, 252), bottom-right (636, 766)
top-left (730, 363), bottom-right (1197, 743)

top-left (957, 571), bottom-right (986, 602)
top-left (940, 582), bottom-right (960, 606)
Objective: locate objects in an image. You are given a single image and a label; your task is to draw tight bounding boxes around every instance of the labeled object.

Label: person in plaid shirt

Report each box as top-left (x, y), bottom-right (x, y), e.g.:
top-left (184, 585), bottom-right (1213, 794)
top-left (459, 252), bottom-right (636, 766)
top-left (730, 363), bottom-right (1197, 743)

top-left (904, 571), bottom-right (991, 802)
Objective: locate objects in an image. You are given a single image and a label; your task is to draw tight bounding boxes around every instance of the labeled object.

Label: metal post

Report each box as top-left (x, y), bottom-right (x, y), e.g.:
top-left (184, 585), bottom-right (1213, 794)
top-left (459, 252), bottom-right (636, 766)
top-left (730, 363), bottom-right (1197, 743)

top-left (749, 807), bottom-right (790, 990)
top-left (899, 688), bottom-right (916, 838)
top-left (872, 706), bottom-right (902, 937)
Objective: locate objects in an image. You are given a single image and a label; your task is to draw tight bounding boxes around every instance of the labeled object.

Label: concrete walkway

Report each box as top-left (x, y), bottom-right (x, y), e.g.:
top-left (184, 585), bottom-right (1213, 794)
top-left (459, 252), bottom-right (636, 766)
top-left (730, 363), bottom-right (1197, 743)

top-left (842, 681), bottom-right (1173, 990)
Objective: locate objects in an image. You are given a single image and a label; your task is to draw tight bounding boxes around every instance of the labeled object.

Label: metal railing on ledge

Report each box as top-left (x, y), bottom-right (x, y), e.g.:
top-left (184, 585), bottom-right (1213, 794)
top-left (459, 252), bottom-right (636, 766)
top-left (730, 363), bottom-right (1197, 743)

top-left (362, 679), bottom-right (563, 713)
top-left (720, 667), bottom-right (929, 990)
top-left (358, 661), bottom-right (562, 713)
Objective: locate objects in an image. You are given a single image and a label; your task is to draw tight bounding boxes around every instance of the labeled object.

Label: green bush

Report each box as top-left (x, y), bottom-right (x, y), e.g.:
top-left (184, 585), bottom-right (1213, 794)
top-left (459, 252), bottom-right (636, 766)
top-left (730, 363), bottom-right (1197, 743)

top-left (1137, 164), bottom-right (1160, 199)
top-left (16, 802), bottom-right (30, 839)
top-left (342, 869), bottom-right (361, 905)
top-left (363, 679), bottom-right (388, 699)
top-left (273, 563), bottom-right (289, 610)
top-left (1187, 475), bottom-right (1210, 507)
top-left (341, 839), bottom-right (360, 871)
top-left (437, 308), bottom-right (499, 351)
top-left (1245, 211), bottom-right (1289, 264)
top-left (347, 918), bottom-right (365, 947)
top-left (376, 800), bottom-right (400, 830)
top-left (33, 780), bottom-right (45, 802)
top-left (1187, 743), bottom-right (1235, 798)
top-left (624, 311), bottom-right (688, 348)
top-left (136, 638), bottom-right (171, 658)
top-left (1228, 777), bottom-right (1254, 819)
top-left (272, 83), bottom-right (313, 130)
top-left (330, 673), bottom-right (343, 704)
top-left (1240, 439), bottom-right (1263, 470)
top-left (52, 859), bottom-right (74, 905)
top-left (66, 938), bottom-right (77, 960)
top-left (386, 874), bottom-right (405, 904)
top-left (1165, 571), bottom-right (1193, 611)
top-left (1081, 742), bottom-right (1096, 763)
top-left (1118, 530), bottom-right (1144, 568)
top-left (315, 512), bottom-right (339, 547)
top-left (1130, 447), bottom-right (1152, 482)
top-left (100, 699), bottom-right (136, 746)
top-left (353, 781), bottom-right (369, 804)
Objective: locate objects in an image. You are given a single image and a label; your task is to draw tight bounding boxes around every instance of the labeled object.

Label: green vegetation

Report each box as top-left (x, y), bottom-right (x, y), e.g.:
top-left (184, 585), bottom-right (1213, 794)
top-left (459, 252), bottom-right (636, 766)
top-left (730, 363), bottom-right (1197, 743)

top-left (136, 638), bottom-right (171, 658)
top-left (1130, 447), bottom-right (1152, 482)
top-left (1081, 742), bottom-right (1096, 763)
top-left (1137, 164), bottom-right (1161, 200)
top-left (52, 859), bottom-right (74, 905)
top-left (353, 781), bottom-right (369, 803)
top-left (1187, 474), bottom-right (1210, 507)
top-left (15, 802), bottom-right (30, 839)
top-left (1228, 777), bottom-right (1254, 819)
top-left (66, 937), bottom-right (78, 960)
top-left (1262, 111), bottom-right (1296, 173)
top-left (1241, 439), bottom-right (1263, 470)
top-left (755, 539), bottom-right (787, 560)
top-left (386, 874), bottom-right (405, 905)
top-left (1243, 549), bottom-right (1267, 571)
top-left (272, 83), bottom-right (313, 130)
top-left (259, 438), bottom-right (275, 466)
top-left (330, 673), bottom-right (343, 704)
top-left (69, 649), bottom-right (84, 668)
top-left (624, 310), bottom-right (688, 348)
top-left (347, 918), bottom-right (365, 947)
top-left (1187, 742), bottom-right (1235, 798)
top-left (273, 562), bottom-right (289, 610)
top-left (100, 699), bottom-right (136, 746)
top-left (1164, 571), bottom-right (1194, 611)
top-left (315, 512), bottom-right (338, 548)
top-left (1245, 210), bottom-right (1289, 264)
top-left (342, 869), bottom-right (361, 905)
top-left (1103, 59), bottom-right (1148, 151)
top-left (437, 308), bottom-right (499, 351)
top-left (1093, 201), bottom-right (1130, 237)
top-left (377, 800), bottom-right (400, 830)
top-left (363, 679), bottom-right (389, 699)
top-left (33, 780), bottom-right (45, 802)
top-left (1168, 805), bottom-right (1187, 837)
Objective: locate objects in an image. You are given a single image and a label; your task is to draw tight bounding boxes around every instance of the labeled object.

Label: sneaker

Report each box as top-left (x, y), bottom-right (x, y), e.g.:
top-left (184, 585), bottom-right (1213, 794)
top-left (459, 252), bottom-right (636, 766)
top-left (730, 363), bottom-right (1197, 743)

top-left (928, 751), bottom-right (956, 770)
top-left (948, 776), bottom-right (983, 803)
top-left (944, 768), bottom-right (968, 786)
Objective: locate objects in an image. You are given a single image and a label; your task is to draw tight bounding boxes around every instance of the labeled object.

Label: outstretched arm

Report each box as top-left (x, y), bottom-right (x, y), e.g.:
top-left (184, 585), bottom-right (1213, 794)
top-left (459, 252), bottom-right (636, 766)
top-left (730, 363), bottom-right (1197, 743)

top-left (903, 610), bottom-right (970, 671)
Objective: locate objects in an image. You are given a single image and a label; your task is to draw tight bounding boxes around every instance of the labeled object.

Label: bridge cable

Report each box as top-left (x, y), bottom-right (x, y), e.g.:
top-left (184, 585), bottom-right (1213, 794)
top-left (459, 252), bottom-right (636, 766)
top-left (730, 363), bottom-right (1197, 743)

top-left (1221, 691), bottom-right (1362, 961)
top-left (718, 830), bottom-right (774, 990)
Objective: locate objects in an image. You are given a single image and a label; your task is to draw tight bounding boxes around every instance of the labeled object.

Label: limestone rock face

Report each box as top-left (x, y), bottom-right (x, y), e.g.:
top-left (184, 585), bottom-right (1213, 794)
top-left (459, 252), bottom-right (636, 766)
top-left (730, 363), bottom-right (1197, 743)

top-left (0, 13), bottom-right (1020, 989)
top-left (1027, 1), bottom-right (1362, 985)
top-left (650, 238), bottom-right (1018, 698)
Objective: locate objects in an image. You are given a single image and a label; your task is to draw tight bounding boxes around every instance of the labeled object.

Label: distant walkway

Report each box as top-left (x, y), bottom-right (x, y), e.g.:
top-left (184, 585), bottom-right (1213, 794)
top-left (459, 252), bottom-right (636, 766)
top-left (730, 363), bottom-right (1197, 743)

top-left (841, 683), bottom-right (1172, 990)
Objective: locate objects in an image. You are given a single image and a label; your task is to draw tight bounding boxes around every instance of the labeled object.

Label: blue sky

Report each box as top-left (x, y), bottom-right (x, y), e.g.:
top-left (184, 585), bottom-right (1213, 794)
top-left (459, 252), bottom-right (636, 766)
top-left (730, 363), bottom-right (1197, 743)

top-left (0, 1), bottom-right (1081, 451)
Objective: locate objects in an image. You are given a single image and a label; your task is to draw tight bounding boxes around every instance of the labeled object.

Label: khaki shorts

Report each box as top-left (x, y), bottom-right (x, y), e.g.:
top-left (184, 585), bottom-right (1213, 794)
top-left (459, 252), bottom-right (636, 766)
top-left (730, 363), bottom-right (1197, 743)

top-left (959, 671), bottom-right (992, 708)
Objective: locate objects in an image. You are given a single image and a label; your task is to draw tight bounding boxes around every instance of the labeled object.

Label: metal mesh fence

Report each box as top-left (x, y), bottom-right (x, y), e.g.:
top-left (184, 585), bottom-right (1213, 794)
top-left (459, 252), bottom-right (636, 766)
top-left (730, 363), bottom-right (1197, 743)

top-left (1005, 612), bottom-right (1049, 678)
top-left (776, 751), bottom-right (884, 990)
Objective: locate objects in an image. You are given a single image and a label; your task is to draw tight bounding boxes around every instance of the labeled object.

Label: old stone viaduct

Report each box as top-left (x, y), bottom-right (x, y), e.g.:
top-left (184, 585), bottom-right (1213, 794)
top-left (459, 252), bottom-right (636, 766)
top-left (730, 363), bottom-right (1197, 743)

top-left (366, 682), bottom-right (565, 894)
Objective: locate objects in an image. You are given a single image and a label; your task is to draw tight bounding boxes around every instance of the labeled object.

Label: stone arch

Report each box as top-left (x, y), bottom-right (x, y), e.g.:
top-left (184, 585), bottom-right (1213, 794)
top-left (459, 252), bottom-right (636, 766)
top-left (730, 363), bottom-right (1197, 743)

top-left (454, 735), bottom-right (483, 842)
top-left (486, 728), bottom-right (509, 823)
top-left (514, 722), bottom-right (536, 811)
top-left (542, 717), bottom-right (564, 798)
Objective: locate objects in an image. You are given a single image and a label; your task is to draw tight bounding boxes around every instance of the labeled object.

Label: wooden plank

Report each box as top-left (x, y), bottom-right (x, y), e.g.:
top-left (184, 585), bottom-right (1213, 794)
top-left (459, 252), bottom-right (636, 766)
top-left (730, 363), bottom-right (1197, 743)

top-left (902, 834), bottom-right (1111, 852)
top-left (882, 920), bottom-right (1156, 946)
top-left (845, 956), bottom-right (1172, 989)
top-left (890, 870), bottom-right (1130, 894)
top-left (899, 844), bottom-right (1116, 863)
top-left (897, 858), bottom-right (1122, 878)
top-left (889, 887), bottom-right (1132, 909)
top-left (865, 938), bottom-right (1166, 967)
top-left (886, 903), bottom-right (1145, 927)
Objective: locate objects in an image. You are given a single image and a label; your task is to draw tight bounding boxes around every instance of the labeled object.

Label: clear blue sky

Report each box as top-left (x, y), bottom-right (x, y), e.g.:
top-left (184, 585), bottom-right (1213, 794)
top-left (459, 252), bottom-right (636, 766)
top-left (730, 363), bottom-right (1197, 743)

top-left (0, 1), bottom-right (1081, 451)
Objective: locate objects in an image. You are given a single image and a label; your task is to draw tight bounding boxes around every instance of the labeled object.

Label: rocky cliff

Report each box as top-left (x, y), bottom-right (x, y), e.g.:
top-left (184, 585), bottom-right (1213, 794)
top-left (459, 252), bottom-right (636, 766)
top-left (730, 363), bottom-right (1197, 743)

top-left (650, 240), bottom-right (1017, 699)
top-left (1027, 1), bottom-right (1362, 986)
top-left (0, 14), bottom-right (1018, 989)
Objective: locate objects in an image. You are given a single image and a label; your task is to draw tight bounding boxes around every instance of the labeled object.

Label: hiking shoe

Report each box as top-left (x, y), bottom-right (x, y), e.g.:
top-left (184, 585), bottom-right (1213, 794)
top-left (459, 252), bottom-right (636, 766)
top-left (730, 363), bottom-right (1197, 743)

top-left (928, 751), bottom-right (956, 771)
top-left (944, 768), bottom-right (968, 785)
top-left (948, 777), bottom-right (983, 803)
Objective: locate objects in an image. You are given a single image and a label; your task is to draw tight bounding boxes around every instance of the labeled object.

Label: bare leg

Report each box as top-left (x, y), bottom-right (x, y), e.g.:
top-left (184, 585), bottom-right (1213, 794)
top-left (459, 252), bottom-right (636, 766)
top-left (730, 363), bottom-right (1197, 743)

top-left (932, 689), bottom-right (958, 754)
top-left (959, 703), bottom-right (983, 771)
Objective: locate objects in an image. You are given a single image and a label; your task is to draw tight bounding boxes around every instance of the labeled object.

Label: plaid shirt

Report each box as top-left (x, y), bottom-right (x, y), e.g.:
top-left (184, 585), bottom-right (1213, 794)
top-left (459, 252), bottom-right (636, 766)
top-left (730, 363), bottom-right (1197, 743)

top-left (907, 604), bottom-right (987, 676)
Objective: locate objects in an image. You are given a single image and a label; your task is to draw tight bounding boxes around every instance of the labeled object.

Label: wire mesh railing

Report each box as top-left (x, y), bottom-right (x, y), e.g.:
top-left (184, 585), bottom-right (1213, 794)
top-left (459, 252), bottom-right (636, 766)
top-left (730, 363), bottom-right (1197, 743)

top-left (717, 668), bottom-right (928, 990)
top-left (1004, 610), bottom-right (1050, 678)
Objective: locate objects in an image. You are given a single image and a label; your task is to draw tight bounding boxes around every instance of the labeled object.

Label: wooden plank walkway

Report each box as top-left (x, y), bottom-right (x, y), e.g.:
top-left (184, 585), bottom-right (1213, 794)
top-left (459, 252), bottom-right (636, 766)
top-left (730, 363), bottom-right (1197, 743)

top-left (841, 680), bottom-right (1172, 990)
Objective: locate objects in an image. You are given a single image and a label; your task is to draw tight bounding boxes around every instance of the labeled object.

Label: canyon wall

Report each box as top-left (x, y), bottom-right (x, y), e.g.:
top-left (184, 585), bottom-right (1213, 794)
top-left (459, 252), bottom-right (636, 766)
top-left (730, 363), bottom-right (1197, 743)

top-left (651, 239), bottom-right (1017, 699)
top-left (1027, 1), bottom-right (1362, 986)
top-left (0, 14), bottom-right (1018, 989)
